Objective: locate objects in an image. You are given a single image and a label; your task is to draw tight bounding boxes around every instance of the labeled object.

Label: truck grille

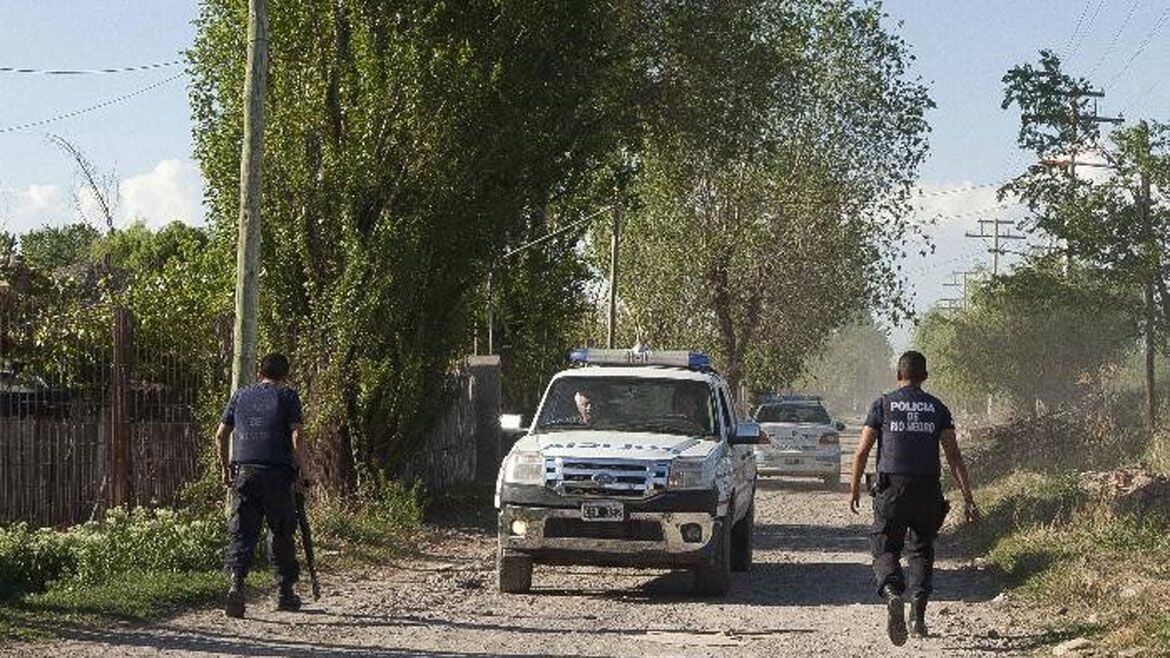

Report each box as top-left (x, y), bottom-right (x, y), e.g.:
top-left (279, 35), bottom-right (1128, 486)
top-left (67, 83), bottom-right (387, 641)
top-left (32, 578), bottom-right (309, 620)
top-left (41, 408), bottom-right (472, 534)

top-left (545, 457), bottom-right (670, 499)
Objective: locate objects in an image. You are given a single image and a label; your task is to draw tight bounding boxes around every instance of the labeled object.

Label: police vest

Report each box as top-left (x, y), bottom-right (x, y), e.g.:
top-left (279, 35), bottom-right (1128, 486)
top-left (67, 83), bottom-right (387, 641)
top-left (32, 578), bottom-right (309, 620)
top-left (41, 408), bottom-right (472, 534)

top-left (866, 386), bottom-right (953, 476)
top-left (222, 383), bottom-right (302, 467)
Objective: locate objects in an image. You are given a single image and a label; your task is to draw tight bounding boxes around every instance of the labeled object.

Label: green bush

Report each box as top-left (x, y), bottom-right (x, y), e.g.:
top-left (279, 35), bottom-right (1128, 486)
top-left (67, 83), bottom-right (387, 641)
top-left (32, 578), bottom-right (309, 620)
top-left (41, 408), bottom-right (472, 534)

top-left (0, 525), bottom-right (78, 600)
top-left (313, 478), bottom-right (423, 559)
top-left (0, 507), bottom-right (224, 601)
top-left (66, 508), bottom-right (223, 584)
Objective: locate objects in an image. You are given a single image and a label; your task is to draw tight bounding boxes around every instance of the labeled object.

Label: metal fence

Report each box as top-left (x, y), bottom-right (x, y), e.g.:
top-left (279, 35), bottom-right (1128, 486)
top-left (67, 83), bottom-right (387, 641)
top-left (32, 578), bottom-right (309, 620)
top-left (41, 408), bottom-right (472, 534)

top-left (0, 293), bottom-right (215, 527)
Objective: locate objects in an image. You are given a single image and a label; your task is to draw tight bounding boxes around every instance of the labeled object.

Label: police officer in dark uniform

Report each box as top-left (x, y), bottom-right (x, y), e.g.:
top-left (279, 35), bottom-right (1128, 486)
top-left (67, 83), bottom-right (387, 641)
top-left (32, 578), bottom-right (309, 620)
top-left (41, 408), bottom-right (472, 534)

top-left (848, 350), bottom-right (980, 646)
top-left (214, 353), bottom-right (309, 618)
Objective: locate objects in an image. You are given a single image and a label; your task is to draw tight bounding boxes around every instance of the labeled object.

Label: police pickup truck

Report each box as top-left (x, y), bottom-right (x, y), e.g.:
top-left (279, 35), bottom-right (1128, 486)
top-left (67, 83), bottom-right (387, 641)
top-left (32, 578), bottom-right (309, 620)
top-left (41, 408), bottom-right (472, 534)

top-left (495, 349), bottom-right (760, 596)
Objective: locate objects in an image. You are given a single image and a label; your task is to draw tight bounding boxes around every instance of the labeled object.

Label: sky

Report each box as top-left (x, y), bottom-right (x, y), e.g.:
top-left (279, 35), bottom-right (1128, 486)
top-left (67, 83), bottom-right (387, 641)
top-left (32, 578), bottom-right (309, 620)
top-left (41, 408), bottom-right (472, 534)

top-left (1, 1), bottom-right (1168, 348)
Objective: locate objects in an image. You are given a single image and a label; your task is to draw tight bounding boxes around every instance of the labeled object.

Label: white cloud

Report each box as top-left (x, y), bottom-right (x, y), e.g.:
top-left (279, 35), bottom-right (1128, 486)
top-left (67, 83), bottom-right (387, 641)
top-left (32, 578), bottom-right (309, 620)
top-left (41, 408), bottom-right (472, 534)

top-left (1, 159), bottom-right (205, 235)
top-left (0, 184), bottom-right (70, 234)
top-left (119, 159), bottom-right (204, 228)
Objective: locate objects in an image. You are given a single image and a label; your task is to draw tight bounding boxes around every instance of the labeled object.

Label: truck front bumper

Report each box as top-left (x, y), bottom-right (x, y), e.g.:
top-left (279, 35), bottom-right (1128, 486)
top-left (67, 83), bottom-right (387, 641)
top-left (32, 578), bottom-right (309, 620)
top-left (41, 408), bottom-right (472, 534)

top-left (499, 505), bottom-right (722, 567)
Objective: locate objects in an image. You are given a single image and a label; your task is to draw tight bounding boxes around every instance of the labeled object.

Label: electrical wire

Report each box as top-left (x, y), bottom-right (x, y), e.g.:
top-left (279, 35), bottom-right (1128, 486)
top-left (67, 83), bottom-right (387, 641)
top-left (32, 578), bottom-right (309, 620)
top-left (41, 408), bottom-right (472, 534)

top-left (0, 73), bottom-right (185, 134)
top-left (1088, 0), bottom-right (1145, 77)
top-left (1105, 5), bottom-right (1170, 89)
top-left (1063, 0), bottom-right (1097, 54)
top-left (1068, 0), bottom-right (1108, 57)
top-left (0, 59), bottom-right (183, 75)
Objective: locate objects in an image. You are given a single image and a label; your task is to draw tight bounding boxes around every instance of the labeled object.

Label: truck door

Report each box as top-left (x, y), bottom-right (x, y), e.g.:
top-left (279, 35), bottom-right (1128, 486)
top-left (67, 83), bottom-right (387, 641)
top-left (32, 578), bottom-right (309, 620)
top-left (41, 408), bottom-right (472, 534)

top-left (717, 386), bottom-right (752, 519)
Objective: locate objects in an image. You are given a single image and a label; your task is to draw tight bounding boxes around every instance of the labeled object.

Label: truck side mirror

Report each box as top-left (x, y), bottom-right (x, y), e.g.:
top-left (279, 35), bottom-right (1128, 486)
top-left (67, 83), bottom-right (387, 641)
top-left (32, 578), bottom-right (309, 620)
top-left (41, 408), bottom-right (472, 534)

top-left (500, 413), bottom-right (527, 436)
top-left (731, 421), bottom-right (765, 445)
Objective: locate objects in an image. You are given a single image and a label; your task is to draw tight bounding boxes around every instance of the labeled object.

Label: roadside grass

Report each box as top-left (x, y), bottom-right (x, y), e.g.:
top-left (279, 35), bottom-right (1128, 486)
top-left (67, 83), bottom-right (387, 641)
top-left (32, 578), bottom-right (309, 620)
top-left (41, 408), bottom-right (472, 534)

top-left (950, 470), bottom-right (1170, 654)
top-left (0, 480), bottom-right (423, 642)
top-left (0, 570), bottom-right (272, 641)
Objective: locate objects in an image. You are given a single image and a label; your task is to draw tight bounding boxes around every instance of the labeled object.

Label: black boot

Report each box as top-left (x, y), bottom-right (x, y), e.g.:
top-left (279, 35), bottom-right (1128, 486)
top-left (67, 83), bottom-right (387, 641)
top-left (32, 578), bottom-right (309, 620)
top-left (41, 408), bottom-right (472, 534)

top-left (276, 583), bottom-right (302, 611)
top-left (909, 596), bottom-right (929, 638)
top-left (881, 584), bottom-right (907, 646)
top-left (224, 572), bottom-right (246, 618)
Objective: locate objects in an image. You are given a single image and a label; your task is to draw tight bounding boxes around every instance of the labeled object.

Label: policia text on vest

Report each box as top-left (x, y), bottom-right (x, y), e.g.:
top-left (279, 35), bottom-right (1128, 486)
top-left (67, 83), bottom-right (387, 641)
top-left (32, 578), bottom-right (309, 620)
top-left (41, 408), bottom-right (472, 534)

top-left (847, 351), bottom-right (981, 647)
top-left (213, 353), bottom-right (313, 619)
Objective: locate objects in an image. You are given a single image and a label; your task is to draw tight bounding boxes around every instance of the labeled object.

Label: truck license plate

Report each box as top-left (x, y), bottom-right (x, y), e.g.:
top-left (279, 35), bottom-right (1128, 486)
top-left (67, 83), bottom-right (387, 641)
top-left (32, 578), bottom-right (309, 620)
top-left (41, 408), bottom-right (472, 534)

top-left (581, 501), bottom-right (624, 521)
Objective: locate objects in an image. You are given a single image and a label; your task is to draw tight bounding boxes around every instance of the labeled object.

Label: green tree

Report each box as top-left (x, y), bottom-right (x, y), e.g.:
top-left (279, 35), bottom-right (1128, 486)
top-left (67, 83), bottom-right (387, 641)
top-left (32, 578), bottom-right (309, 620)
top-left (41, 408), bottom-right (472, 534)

top-left (1002, 51), bottom-right (1170, 425)
top-left (190, 0), bottom-right (641, 490)
top-left (915, 265), bottom-right (1135, 414)
top-left (606, 0), bottom-right (932, 393)
top-left (19, 223), bottom-right (100, 271)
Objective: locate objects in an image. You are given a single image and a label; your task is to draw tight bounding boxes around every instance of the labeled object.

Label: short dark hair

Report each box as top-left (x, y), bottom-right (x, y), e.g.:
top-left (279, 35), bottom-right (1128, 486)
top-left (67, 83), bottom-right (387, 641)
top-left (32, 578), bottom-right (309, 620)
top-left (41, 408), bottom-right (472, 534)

top-left (259, 353), bottom-right (290, 380)
top-left (897, 350), bottom-right (928, 382)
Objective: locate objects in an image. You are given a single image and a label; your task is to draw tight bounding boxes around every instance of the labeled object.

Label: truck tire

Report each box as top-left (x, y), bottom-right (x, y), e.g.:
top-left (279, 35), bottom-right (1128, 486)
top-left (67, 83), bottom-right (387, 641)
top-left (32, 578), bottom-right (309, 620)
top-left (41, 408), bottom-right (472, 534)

top-left (497, 551), bottom-right (533, 594)
top-left (730, 502), bottom-right (754, 572)
top-left (693, 514), bottom-right (731, 596)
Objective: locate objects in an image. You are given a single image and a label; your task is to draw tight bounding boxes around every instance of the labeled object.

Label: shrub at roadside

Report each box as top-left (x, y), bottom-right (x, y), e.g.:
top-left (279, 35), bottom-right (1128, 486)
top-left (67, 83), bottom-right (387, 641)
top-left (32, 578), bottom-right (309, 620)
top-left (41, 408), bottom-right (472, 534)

top-left (312, 479), bottom-right (424, 565)
top-left (950, 469), bottom-right (1170, 654)
top-left (0, 507), bottom-right (223, 602)
top-left (0, 482), bottom-right (423, 640)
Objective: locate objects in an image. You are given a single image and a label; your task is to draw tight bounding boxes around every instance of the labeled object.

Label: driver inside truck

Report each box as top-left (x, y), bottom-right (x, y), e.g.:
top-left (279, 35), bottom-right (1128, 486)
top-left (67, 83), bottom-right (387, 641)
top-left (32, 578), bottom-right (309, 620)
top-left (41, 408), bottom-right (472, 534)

top-left (672, 387), bottom-right (711, 433)
top-left (574, 384), bottom-right (611, 426)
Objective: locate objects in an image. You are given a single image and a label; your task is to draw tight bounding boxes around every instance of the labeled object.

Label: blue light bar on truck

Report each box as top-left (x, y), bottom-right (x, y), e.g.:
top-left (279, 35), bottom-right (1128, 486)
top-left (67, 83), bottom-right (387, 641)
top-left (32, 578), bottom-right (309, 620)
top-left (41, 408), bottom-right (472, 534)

top-left (568, 348), bottom-right (711, 370)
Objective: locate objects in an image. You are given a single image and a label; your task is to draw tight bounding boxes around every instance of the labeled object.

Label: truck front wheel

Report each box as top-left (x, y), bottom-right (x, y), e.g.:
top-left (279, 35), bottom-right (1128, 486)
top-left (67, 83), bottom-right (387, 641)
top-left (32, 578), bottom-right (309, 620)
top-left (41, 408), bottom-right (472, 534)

top-left (693, 515), bottom-right (731, 596)
top-left (498, 551), bottom-right (533, 593)
top-left (731, 502), bottom-right (754, 572)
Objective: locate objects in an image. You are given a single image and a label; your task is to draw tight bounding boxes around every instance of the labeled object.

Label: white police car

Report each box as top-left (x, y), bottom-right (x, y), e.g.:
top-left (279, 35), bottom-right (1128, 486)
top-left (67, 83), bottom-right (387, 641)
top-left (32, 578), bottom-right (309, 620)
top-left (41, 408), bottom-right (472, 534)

top-left (495, 348), bottom-right (760, 596)
top-left (752, 395), bottom-right (843, 487)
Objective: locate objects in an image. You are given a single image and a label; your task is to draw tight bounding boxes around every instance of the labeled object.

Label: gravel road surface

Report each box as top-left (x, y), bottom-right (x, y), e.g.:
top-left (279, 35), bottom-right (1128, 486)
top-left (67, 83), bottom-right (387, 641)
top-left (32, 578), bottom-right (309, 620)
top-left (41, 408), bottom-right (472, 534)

top-left (5, 454), bottom-right (1054, 658)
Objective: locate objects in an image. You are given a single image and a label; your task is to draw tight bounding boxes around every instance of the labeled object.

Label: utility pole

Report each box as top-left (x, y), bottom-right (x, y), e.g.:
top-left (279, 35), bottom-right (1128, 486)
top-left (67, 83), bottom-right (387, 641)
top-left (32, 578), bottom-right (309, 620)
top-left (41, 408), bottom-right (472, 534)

top-left (1137, 120), bottom-right (1157, 428)
top-left (606, 203), bottom-right (621, 349)
top-left (231, 0), bottom-right (268, 392)
top-left (486, 271), bottom-right (494, 355)
top-left (1033, 86), bottom-right (1122, 273)
top-left (965, 218), bottom-right (1026, 276)
top-left (942, 270), bottom-right (978, 309)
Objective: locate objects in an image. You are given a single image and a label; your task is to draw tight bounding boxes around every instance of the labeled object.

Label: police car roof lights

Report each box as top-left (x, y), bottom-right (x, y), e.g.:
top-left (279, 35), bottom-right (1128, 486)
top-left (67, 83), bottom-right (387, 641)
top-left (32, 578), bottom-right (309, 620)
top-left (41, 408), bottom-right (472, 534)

top-left (569, 348), bottom-right (711, 370)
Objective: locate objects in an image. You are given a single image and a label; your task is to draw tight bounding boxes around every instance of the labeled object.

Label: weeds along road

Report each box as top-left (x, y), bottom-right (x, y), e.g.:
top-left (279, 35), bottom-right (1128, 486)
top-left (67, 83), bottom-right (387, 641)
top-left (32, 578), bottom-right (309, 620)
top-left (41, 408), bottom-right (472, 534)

top-left (10, 462), bottom-right (1051, 657)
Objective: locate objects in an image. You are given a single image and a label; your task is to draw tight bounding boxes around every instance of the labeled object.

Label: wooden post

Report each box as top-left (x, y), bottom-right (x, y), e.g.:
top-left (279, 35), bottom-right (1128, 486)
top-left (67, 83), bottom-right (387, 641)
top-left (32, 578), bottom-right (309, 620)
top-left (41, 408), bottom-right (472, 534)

top-left (109, 307), bottom-right (133, 508)
top-left (607, 203), bottom-right (621, 349)
top-left (231, 0), bottom-right (269, 392)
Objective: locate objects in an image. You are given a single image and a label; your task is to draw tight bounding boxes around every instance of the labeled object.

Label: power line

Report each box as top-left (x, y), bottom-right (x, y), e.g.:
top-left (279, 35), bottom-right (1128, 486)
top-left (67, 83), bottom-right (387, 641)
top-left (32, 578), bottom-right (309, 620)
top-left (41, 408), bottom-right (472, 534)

top-left (1087, 0), bottom-right (1145, 77)
top-left (1064, 0), bottom-right (1098, 54)
top-left (0, 59), bottom-right (183, 75)
top-left (915, 180), bottom-right (1008, 198)
top-left (1068, 0), bottom-right (1108, 57)
top-left (1122, 77), bottom-right (1162, 117)
top-left (1105, 5), bottom-right (1170, 89)
top-left (914, 202), bottom-right (1021, 225)
top-left (499, 205), bottom-right (613, 261)
top-left (0, 73), bottom-right (185, 134)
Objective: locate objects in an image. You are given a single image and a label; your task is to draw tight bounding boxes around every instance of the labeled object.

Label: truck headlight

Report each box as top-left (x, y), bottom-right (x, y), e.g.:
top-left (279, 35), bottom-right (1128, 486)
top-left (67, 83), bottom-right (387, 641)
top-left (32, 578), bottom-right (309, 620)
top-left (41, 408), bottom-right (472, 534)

top-left (502, 451), bottom-right (545, 485)
top-left (667, 457), bottom-right (715, 490)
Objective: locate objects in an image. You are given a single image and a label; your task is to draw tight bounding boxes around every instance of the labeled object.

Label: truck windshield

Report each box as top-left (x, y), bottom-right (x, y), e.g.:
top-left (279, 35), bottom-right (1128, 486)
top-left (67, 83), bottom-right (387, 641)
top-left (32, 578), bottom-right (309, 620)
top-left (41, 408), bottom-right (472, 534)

top-left (535, 376), bottom-right (717, 437)
top-left (756, 403), bottom-right (830, 424)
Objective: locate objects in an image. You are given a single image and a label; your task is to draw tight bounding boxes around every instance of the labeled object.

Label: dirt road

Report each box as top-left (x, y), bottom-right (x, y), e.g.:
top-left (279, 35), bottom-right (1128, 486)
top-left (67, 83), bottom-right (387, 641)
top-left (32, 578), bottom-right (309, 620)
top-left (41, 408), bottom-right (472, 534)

top-left (8, 466), bottom-right (1052, 657)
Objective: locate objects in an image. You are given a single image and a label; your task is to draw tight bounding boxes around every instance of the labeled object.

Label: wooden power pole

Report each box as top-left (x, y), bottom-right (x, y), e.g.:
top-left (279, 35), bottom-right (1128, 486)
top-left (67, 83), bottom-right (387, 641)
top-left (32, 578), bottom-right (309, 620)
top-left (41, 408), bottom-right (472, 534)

top-left (606, 203), bottom-right (621, 349)
top-left (1137, 120), bottom-right (1157, 428)
top-left (231, 0), bottom-right (269, 392)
